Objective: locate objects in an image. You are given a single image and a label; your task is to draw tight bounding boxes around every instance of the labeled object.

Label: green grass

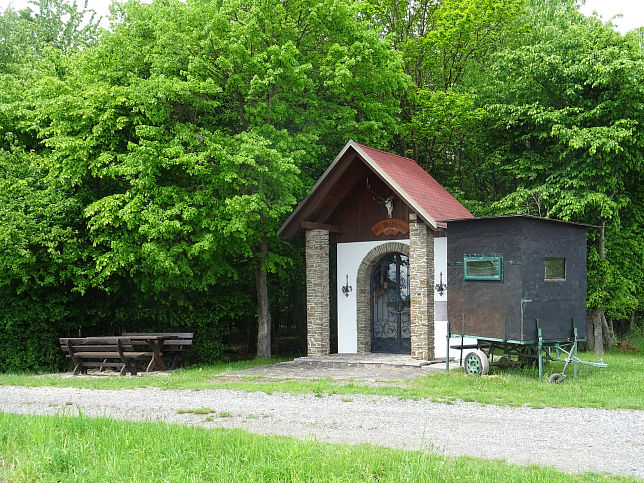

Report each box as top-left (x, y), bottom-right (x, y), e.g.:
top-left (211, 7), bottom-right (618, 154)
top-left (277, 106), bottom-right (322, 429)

top-left (202, 347), bottom-right (643, 409)
top-left (176, 408), bottom-right (233, 418)
top-left (0, 357), bottom-right (287, 390)
top-left (0, 412), bottom-right (633, 482)
top-left (176, 408), bottom-right (216, 415)
top-left (1, 338), bottom-right (643, 409)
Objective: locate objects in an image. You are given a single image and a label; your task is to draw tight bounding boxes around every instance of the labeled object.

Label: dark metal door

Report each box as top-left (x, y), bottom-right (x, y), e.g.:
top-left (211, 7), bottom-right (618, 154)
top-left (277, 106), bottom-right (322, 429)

top-left (370, 253), bottom-right (410, 353)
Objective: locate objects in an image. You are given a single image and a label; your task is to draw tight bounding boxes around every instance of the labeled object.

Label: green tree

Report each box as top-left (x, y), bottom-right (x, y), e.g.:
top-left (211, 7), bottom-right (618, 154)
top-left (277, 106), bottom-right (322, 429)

top-left (0, 0), bottom-right (99, 145)
top-left (35, 0), bottom-right (407, 358)
top-left (0, 0), bottom-right (102, 371)
top-left (474, 0), bottom-right (644, 350)
top-left (216, 132), bottom-right (303, 357)
top-left (360, 0), bottom-right (525, 192)
top-left (0, 147), bottom-right (90, 371)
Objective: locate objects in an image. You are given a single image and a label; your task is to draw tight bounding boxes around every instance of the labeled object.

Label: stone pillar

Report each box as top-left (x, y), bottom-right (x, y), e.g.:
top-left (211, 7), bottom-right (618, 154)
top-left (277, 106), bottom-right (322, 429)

top-left (409, 215), bottom-right (435, 360)
top-left (305, 229), bottom-right (330, 356)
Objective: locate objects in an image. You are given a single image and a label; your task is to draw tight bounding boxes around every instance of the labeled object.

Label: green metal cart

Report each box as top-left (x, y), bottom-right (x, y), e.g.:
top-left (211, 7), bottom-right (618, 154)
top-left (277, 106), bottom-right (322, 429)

top-left (446, 319), bottom-right (607, 382)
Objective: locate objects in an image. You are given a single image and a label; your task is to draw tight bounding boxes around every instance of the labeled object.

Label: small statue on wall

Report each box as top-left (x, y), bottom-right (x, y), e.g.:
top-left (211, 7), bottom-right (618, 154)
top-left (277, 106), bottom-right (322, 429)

top-left (384, 197), bottom-right (394, 219)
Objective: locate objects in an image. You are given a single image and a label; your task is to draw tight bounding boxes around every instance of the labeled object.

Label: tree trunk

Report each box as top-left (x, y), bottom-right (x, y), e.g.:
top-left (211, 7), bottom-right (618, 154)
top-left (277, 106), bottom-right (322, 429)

top-left (600, 310), bottom-right (614, 349)
top-left (585, 313), bottom-right (595, 351)
top-left (591, 220), bottom-right (608, 355)
top-left (255, 237), bottom-right (271, 359)
top-left (592, 308), bottom-right (604, 355)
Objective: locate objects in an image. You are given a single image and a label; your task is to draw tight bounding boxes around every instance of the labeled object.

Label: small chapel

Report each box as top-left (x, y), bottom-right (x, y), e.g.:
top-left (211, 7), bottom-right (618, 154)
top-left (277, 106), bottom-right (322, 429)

top-left (278, 140), bottom-right (473, 361)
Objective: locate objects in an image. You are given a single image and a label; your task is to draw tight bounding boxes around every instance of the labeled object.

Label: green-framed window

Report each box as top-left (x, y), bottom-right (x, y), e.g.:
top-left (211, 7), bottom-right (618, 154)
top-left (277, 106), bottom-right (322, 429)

top-left (545, 257), bottom-right (566, 281)
top-left (463, 256), bottom-right (503, 281)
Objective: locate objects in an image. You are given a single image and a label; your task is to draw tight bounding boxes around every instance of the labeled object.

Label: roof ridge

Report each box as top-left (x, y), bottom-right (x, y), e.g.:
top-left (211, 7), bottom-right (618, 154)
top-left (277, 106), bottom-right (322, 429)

top-left (354, 143), bottom-right (417, 164)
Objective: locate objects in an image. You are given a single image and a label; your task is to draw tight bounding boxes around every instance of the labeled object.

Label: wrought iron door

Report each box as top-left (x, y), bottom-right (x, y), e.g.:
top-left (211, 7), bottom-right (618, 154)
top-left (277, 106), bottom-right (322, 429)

top-left (370, 253), bottom-right (411, 353)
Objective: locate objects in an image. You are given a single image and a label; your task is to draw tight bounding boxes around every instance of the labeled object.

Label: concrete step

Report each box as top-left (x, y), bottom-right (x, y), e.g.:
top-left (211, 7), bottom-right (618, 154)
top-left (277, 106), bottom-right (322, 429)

top-left (292, 355), bottom-right (449, 369)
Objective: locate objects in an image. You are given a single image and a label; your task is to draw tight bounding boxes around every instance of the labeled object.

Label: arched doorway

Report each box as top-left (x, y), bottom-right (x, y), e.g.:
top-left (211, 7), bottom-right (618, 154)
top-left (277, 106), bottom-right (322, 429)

top-left (355, 242), bottom-right (409, 353)
top-left (370, 253), bottom-right (411, 353)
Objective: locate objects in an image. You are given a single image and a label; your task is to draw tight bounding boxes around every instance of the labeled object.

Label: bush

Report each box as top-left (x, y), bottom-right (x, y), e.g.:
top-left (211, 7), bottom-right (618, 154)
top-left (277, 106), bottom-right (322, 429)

top-left (0, 288), bottom-right (69, 373)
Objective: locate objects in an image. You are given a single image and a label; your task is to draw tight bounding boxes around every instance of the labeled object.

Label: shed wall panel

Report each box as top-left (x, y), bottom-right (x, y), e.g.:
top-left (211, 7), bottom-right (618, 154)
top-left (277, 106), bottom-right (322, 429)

top-left (447, 216), bottom-right (588, 342)
top-left (447, 218), bottom-right (523, 340)
top-left (520, 219), bottom-right (587, 340)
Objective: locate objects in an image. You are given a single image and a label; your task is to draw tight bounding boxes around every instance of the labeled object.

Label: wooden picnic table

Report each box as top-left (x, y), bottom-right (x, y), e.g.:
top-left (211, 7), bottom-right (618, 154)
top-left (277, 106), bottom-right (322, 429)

top-left (129, 334), bottom-right (177, 372)
top-left (60, 335), bottom-right (178, 375)
top-left (122, 332), bottom-right (193, 369)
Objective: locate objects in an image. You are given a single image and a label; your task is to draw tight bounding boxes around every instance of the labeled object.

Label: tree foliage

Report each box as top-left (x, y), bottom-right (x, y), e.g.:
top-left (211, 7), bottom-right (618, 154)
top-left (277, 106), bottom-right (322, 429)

top-left (1, 0), bottom-right (407, 368)
top-left (0, 0), bottom-right (642, 370)
top-left (455, 0), bottom-right (644, 348)
top-left (366, 0), bottom-right (643, 346)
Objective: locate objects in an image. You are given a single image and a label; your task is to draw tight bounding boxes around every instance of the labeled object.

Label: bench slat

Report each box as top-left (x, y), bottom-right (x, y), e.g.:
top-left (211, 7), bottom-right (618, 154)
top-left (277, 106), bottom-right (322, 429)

top-left (61, 337), bottom-right (131, 344)
top-left (61, 345), bottom-right (134, 352)
top-left (78, 362), bottom-right (126, 368)
top-left (161, 340), bottom-right (193, 346)
top-left (72, 351), bottom-right (152, 359)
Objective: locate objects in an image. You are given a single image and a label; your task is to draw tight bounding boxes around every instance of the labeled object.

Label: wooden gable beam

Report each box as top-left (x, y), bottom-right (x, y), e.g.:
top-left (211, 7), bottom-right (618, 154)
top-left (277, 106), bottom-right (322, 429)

top-left (301, 222), bottom-right (344, 233)
top-left (278, 148), bottom-right (359, 239)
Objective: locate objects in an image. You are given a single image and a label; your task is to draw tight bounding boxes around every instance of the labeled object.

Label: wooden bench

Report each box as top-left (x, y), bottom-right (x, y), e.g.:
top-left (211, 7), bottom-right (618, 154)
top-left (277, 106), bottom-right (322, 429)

top-left (59, 337), bottom-right (153, 376)
top-left (122, 332), bottom-right (193, 369)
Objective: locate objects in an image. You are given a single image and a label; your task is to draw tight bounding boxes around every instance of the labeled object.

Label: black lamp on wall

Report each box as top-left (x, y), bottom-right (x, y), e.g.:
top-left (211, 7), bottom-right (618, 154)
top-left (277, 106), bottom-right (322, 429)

top-left (435, 271), bottom-right (446, 296)
top-left (342, 274), bottom-right (353, 297)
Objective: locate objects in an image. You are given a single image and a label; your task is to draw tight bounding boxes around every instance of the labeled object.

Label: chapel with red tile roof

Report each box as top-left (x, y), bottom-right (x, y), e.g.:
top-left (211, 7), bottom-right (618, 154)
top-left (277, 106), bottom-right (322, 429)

top-left (279, 140), bottom-right (473, 361)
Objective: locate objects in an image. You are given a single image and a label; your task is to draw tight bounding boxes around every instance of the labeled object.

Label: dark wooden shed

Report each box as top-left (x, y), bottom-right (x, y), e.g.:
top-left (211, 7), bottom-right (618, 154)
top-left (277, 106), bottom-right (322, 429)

top-left (446, 215), bottom-right (589, 343)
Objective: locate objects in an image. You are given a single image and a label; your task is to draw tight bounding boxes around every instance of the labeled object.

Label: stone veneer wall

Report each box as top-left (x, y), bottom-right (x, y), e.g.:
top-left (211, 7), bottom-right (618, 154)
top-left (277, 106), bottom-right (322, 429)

top-left (305, 229), bottom-right (330, 356)
top-left (409, 221), bottom-right (435, 360)
top-left (355, 242), bottom-right (410, 353)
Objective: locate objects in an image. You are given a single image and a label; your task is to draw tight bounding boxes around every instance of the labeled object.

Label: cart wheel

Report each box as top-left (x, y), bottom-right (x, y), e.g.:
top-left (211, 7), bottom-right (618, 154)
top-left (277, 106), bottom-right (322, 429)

top-left (464, 350), bottom-right (490, 376)
top-left (548, 373), bottom-right (566, 384)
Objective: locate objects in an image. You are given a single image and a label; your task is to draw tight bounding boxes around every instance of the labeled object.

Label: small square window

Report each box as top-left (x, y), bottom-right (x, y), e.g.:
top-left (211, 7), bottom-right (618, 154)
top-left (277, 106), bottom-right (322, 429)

top-left (545, 257), bottom-right (566, 280)
top-left (464, 256), bottom-right (503, 281)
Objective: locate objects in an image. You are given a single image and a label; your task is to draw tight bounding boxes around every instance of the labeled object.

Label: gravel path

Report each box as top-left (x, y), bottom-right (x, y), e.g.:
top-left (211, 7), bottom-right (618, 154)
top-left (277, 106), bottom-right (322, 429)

top-left (1, 385), bottom-right (642, 479)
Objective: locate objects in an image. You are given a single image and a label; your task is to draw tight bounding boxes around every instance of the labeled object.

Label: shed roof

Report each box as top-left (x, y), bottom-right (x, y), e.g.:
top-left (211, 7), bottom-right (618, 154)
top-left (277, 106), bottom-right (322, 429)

top-left (441, 214), bottom-right (596, 229)
top-left (278, 140), bottom-right (473, 239)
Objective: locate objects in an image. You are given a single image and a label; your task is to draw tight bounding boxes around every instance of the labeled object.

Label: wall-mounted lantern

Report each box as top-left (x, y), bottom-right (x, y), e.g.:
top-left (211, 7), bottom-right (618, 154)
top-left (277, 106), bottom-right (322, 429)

top-left (342, 274), bottom-right (353, 297)
top-left (435, 271), bottom-right (447, 297)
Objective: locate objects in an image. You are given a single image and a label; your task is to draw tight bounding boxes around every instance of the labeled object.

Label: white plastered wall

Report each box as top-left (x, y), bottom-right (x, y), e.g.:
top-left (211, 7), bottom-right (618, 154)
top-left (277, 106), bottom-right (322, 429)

top-left (337, 237), bottom-right (468, 359)
top-left (433, 237), bottom-right (449, 359)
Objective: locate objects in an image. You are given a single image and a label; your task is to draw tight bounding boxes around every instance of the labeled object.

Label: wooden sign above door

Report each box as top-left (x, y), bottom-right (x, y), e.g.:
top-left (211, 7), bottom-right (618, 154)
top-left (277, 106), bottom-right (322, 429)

top-left (371, 218), bottom-right (410, 237)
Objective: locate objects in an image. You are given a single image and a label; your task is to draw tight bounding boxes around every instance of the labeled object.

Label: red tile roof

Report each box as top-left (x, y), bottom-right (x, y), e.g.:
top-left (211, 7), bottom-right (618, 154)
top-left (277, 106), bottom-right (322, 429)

top-left (277, 140), bottom-right (473, 238)
top-left (353, 143), bottom-right (473, 226)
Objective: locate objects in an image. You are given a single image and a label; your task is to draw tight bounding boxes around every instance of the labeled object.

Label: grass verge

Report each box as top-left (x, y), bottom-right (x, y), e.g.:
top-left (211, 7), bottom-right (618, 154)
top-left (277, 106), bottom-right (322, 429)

top-left (0, 337), bottom-right (642, 410)
top-left (209, 341), bottom-right (644, 409)
top-left (0, 358), bottom-right (287, 390)
top-left (0, 412), bottom-right (633, 482)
